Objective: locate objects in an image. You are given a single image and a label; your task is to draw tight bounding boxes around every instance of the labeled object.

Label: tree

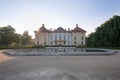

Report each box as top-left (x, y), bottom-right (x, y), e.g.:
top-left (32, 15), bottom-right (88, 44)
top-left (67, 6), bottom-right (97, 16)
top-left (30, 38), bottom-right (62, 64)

top-left (0, 25), bottom-right (22, 46)
top-left (21, 31), bottom-right (33, 45)
top-left (87, 15), bottom-right (120, 47)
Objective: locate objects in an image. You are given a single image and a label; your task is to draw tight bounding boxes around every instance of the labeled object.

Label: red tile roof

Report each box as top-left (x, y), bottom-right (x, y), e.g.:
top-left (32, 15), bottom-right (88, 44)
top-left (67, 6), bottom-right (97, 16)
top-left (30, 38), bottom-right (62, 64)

top-left (34, 24), bottom-right (86, 33)
top-left (71, 24), bottom-right (86, 33)
top-left (53, 27), bottom-right (67, 32)
top-left (39, 26), bottom-right (50, 32)
top-left (35, 24), bottom-right (50, 33)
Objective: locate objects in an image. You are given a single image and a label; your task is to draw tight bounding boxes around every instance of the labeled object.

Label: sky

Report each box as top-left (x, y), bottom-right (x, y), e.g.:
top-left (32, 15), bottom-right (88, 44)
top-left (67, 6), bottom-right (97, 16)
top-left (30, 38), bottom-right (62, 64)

top-left (0, 0), bottom-right (120, 38)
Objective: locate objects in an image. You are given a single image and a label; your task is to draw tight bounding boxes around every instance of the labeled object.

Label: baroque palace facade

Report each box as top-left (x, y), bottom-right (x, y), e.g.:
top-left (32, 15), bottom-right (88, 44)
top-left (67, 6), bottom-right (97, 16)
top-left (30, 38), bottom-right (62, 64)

top-left (34, 24), bottom-right (86, 46)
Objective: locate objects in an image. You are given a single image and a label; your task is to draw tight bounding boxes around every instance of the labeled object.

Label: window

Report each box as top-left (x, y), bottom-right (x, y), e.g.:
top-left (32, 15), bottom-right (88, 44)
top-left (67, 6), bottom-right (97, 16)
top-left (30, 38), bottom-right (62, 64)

top-left (81, 36), bottom-right (83, 40)
top-left (44, 42), bottom-right (46, 44)
top-left (55, 41), bottom-right (57, 45)
top-left (55, 35), bottom-right (57, 39)
top-left (68, 35), bottom-right (70, 39)
top-left (51, 42), bottom-right (52, 45)
top-left (64, 36), bottom-right (65, 40)
top-left (51, 35), bottom-right (53, 40)
top-left (59, 36), bottom-right (61, 40)
top-left (37, 42), bottom-right (39, 44)
top-left (74, 49), bottom-right (76, 52)
top-left (37, 36), bottom-right (39, 41)
top-left (81, 42), bottom-right (83, 44)
top-left (64, 41), bottom-right (66, 44)
top-left (74, 41), bottom-right (76, 44)
top-left (68, 41), bottom-right (70, 44)
top-left (74, 37), bottom-right (76, 40)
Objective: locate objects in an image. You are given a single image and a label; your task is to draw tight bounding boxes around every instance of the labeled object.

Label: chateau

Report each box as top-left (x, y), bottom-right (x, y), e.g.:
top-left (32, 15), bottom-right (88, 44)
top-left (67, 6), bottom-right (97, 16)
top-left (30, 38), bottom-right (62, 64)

top-left (34, 24), bottom-right (86, 46)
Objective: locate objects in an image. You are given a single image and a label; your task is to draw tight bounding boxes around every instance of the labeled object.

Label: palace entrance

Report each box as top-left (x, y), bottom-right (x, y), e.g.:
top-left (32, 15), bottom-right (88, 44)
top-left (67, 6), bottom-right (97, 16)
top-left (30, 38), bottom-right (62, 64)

top-left (54, 40), bottom-right (66, 46)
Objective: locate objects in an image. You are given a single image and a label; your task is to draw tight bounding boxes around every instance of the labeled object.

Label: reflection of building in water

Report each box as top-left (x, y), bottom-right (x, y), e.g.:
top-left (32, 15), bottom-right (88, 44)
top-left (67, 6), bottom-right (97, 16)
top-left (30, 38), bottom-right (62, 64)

top-left (35, 48), bottom-right (86, 52)
top-left (34, 24), bottom-right (86, 46)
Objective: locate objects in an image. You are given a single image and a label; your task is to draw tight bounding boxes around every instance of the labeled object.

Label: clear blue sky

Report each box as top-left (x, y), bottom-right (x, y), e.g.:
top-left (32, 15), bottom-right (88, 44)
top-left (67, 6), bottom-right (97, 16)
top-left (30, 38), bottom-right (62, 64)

top-left (0, 0), bottom-right (120, 38)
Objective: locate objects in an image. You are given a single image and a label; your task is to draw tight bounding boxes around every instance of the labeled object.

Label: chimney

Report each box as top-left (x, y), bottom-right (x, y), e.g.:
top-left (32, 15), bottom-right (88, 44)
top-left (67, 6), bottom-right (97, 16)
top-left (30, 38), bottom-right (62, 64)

top-left (76, 24), bottom-right (78, 27)
top-left (68, 28), bottom-right (70, 31)
top-left (42, 24), bottom-right (44, 27)
top-left (50, 28), bottom-right (52, 31)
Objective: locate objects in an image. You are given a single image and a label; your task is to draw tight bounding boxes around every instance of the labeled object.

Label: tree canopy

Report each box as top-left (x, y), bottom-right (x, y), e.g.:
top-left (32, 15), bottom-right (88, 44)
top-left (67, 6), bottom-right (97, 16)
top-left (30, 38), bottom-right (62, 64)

top-left (0, 25), bottom-right (33, 46)
top-left (87, 15), bottom-right (120, 47)
top-left (21, 31), bottom-right (33, 45)
top-left (0, 25), bottom-right (22, 45)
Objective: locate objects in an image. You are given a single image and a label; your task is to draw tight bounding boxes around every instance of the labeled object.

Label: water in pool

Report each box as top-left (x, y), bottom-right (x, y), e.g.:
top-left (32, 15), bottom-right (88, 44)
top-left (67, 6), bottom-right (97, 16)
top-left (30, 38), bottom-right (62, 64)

top-left (3, 47), bottom-right (116, 56)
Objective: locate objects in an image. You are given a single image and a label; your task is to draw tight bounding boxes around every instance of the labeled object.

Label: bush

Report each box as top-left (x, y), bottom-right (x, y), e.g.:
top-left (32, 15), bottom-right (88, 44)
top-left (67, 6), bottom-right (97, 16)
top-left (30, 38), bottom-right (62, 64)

top-left (32, 45), bottom-right (44, 48)
top-left (9, 42), bottom-right (17, 47)
top-left (76, 45), bottom-right (87, 48)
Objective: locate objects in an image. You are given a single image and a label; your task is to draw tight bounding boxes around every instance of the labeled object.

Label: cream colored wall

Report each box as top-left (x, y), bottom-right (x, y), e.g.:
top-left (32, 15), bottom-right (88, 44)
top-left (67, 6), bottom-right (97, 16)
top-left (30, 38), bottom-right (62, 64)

top-left (82, 33), bottom-right (86, 45)
top-left (45, 33), bottom-right (49, 45)
top-left (72, 32), bottom-right (86, 46)
top-left (71, 33), bottom-right (75, 45)
top-left (35, 31), bottom-right (86, 46)
top-left (35, 33), bottom-right (39, 45)
top-left (35, 32), bottom-right (49, 46)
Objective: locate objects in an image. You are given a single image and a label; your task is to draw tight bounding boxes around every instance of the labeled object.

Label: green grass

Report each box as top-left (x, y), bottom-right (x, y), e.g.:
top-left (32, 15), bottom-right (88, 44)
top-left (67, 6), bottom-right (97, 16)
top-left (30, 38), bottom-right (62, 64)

top-left (0, 45), bottom-right (44, 49)
top-left (0, 44), bottom-right (120, 50)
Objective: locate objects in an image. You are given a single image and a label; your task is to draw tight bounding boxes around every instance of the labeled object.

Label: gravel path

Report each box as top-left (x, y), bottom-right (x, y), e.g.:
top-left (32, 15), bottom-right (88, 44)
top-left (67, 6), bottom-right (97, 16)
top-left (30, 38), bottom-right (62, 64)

top-left (0, 51), bottom-right (14, 63)
top-left (0, 50), bottom-right (120, 80)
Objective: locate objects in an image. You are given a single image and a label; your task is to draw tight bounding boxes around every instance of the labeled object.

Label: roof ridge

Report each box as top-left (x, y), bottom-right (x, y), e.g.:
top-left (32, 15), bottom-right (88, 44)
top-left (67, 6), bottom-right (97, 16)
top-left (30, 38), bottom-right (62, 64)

top-left (71, 26), bottom-right (86, 32)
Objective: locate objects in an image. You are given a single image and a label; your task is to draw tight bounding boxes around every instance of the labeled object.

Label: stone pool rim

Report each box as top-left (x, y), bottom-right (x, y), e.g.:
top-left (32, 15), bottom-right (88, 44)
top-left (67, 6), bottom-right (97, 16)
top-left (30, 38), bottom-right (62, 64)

top-left (2, 47), bottom-right (118, 56)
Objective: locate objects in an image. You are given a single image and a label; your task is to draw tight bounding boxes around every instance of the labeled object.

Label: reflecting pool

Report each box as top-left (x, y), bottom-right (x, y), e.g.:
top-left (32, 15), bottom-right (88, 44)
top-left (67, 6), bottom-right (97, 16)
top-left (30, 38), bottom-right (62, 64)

top-left (3, 47), bottom-right (117, 56)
